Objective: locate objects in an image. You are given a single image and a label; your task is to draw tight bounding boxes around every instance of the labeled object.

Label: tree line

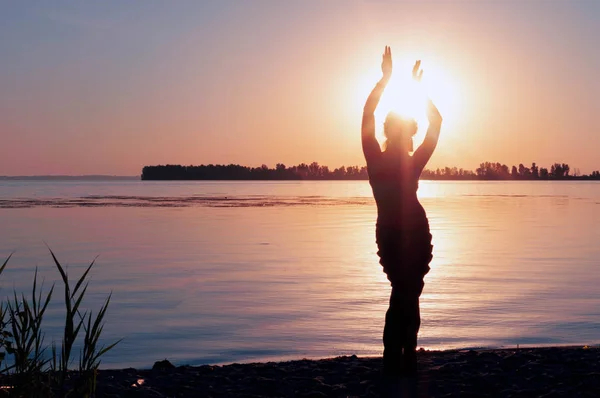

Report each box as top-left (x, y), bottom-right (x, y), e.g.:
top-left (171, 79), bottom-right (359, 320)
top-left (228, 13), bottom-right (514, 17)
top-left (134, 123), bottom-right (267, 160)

top-left (141, 162), bottom-right (600, 181)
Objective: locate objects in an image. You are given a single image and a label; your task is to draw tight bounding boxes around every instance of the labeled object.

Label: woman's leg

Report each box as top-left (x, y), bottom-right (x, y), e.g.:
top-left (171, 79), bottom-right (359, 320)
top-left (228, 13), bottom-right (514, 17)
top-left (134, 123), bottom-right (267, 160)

top-left (401, 295), bottom-right (421, 374)
top-left (378, 228), bottom-right (404, 375)
top-left (402, 231), bottom-right (431, 374)
top-left (383, 286), bottom-right (405, 375)
top-left (378, 227), bottom-right (428, 375)
top-left (385, 282), bottom-right (422, 375)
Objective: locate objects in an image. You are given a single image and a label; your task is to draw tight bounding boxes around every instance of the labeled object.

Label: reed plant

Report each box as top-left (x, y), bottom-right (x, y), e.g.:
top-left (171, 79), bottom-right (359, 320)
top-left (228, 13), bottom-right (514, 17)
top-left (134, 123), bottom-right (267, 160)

top-left (0, 249), bottom-right (120, 397)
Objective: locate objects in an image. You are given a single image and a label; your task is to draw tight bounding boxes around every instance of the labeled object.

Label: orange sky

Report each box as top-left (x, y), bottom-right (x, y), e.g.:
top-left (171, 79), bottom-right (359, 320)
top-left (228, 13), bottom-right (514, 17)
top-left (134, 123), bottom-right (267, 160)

top-left (1, 1), bottom-right (599, 175)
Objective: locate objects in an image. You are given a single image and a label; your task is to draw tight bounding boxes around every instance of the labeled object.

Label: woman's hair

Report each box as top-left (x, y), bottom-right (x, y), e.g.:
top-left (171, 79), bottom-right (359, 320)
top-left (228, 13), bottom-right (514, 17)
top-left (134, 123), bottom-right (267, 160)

top-left (383, 112), bottom-right (417, 151)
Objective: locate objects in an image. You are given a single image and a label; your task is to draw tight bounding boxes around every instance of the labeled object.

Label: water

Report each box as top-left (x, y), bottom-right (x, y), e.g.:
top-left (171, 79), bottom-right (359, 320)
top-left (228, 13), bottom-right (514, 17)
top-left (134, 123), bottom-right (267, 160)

top-left (0, 180), bottom-right (599, 368)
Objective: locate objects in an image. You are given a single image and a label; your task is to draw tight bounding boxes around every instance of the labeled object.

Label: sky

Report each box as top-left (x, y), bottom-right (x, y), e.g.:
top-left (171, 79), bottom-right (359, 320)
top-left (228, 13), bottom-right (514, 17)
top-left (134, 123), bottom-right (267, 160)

top-left (1, 1), bottom-right (599, 176)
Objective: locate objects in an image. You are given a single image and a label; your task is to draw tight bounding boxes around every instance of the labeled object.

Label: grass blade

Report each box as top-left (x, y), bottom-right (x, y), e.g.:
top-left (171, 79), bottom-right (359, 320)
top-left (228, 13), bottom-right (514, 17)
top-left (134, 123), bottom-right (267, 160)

top-left (0, 253), bottom-right (12, 276)
top-left (72, 257), bottom-right (97, 299)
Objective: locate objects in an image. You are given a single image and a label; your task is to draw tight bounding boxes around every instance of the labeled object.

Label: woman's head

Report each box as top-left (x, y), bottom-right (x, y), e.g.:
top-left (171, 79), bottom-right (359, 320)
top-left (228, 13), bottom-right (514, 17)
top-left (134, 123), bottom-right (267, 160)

top-left (383, 111), bottom-right (417, 152)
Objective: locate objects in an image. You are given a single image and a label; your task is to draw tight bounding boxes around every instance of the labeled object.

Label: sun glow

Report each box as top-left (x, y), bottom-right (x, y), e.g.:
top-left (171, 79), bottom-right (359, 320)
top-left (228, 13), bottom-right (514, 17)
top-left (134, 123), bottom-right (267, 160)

top-left (356, 57), bottom-right (462, 147)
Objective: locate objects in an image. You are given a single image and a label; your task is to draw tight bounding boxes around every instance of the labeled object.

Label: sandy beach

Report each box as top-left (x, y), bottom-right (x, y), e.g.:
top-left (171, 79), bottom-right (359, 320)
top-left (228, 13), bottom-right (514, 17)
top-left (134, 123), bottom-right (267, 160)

top-left (92, 346), bottom-right (600, 397)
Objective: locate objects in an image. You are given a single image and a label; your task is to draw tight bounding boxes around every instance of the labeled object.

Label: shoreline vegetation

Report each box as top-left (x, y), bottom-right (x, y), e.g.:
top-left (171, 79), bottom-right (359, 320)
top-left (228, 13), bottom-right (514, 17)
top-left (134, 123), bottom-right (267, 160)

top-left (0, 252), bottom-right (119, 397)
top-left (141, 162), bottom-right (600, 181)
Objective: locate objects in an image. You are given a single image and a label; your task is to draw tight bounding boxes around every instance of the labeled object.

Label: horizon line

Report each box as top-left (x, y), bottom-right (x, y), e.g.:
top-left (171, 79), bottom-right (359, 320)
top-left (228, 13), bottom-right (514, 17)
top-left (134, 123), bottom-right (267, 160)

top-left (0, 175), bottom-right (139, 180)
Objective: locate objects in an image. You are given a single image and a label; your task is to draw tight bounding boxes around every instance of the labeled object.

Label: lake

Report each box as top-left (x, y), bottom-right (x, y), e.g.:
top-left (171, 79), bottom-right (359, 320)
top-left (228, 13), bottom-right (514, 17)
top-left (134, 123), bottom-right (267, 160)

top-left (0, 180), bottom-right (599, 368)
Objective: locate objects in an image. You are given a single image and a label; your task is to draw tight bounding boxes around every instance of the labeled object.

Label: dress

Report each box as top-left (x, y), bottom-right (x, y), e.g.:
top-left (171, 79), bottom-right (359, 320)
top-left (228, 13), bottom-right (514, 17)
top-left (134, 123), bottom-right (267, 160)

top-left (367, 150), bottom-right (433, 374)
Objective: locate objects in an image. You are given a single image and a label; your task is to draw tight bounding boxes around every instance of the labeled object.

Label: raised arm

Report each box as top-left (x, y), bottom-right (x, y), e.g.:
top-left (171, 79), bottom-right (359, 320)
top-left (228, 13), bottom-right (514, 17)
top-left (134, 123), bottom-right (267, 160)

top-left (362, 46), bottom-right (392, 163)
top-left (413, 99), bottom-right (442, 172)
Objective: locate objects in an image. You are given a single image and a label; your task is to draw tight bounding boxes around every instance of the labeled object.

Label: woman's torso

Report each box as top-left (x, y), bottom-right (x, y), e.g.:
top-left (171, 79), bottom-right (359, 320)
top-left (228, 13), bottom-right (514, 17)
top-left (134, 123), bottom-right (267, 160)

top-left (367, 152), bottom-right (428, 230)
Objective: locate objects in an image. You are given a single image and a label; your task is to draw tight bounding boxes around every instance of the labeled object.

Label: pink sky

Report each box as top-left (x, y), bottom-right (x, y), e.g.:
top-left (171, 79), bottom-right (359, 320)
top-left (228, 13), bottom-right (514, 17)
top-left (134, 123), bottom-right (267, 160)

top-left (1, 2), bottom-right (599, 175)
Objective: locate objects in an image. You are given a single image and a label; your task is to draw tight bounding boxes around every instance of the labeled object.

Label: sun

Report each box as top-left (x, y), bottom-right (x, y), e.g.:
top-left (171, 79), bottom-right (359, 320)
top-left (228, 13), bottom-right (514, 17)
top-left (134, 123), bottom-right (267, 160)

top-left (377, 77), bottom-right (428, 127)
top-left (356, 57), bottom-right (461, 147)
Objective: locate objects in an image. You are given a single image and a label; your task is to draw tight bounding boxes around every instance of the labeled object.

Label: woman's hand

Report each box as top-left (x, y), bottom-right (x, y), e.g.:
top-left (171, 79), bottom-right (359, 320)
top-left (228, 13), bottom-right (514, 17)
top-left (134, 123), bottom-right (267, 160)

top-left (412, 60), bottom-right (423, 82)
top-left (381, 46), bottom-right (392, 82)
top-left (427, 99), bottom-right (442, 126)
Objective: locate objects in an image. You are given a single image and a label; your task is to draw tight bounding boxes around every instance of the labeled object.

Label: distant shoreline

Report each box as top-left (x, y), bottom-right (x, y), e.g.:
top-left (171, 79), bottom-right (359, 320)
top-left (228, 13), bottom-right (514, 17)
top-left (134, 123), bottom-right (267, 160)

top-left (2, 176), bottom-right (600, 182)
top-left (137, 177), bottom-right (600, 181)
top-left (141, 163), bottom-right (600, 181)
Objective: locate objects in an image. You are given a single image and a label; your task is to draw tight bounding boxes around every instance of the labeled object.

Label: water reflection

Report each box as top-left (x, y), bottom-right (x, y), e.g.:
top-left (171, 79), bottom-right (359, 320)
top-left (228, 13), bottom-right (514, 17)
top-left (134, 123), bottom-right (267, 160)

top-left (0, 181), bottom-right (599, 367)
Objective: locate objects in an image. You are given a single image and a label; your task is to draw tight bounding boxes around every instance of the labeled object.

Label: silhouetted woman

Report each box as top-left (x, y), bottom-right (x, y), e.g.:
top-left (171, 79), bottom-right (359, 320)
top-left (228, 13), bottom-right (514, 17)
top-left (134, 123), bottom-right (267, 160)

top-left (361, 46), bottom-right (442, 376)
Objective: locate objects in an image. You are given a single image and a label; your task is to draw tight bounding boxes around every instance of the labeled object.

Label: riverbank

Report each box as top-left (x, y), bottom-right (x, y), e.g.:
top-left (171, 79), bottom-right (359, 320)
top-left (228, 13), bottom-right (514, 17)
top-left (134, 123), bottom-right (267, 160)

top-left (94, 346), bottom-right (600, 397)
